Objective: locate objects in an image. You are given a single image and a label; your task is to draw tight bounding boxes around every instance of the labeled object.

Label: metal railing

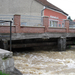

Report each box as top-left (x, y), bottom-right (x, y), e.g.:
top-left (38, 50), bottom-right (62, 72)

top-left (21, 15), bottom-right (42, 26)
top-left (0, 15), bottom-right (13, 25)
top-left (69, 25), bottom-right (75, 28)
top-left (69, 21), bottom-right (75, 28)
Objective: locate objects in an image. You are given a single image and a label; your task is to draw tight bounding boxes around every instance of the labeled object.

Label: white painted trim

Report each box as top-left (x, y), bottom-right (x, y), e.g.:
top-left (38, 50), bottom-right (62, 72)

top-left (50, 15), bottom-right (59, 19)
top-left (49, 19), bottom-right (59, 27)
top-left (0, 25), bottom-right (15, 26)
top-left (69, 28), bottom-right (75, 29)
top-left (44, 8), bottom-right (67, 17)
top-left (49, 27), bottom-right (66, 29)
top-left (21, 25), bottom-right (45, 28)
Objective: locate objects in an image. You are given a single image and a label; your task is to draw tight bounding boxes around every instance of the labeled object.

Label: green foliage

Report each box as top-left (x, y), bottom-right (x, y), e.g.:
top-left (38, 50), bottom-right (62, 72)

top-left (68, 45), bottom-right (71, 48)
top-left (68, 16), bottom-right (72, 21)
top-left (0, 71), bottom-right (10, 75)
top-left (2, 57), bottom-right (8, 60)
top-left (74, 42), bottom-right (75, 44)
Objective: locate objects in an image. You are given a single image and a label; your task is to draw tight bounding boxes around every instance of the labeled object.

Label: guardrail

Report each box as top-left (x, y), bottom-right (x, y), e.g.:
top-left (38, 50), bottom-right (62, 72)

top-left (69, 25), bottom-right (75, 28)
top-left (69, 21), bottom-right (75, 28)
top-left (0, 15), bottom-right (13, 25)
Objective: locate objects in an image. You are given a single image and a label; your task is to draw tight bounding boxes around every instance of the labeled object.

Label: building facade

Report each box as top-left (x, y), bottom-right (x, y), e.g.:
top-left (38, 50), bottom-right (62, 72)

top-left (44, 8), bottom-right (67, 28)
top-left (0, 0), bottom-right (68, 27)
top-left (0, 0), bottom-right (43, 16)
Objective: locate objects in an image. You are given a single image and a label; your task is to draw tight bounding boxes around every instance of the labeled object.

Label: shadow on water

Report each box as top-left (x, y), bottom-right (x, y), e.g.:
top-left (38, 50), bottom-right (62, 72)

top-left (11, 45), bottom-right (61, 54)
top-left (12, 47), bottom-right (34, 53)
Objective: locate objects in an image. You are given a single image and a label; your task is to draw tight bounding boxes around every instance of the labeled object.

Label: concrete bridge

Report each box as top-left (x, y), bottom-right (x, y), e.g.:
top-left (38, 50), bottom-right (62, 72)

top-left (0, 15), bottom-right (75, 51)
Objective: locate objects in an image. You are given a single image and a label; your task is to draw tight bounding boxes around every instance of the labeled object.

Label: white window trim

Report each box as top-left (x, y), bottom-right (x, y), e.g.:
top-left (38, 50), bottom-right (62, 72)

top-left (49, 19), bottom-right (59, 27)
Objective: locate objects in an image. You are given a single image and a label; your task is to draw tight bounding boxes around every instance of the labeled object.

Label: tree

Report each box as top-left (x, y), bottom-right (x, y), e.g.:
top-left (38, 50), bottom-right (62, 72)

top-left (68, 16), bottom-right (72, 21)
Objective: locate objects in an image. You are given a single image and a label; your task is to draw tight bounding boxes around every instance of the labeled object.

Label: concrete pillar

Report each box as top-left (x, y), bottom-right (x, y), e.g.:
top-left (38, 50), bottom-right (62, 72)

top-left (43, 16), bottom-right (49, 32)
top-left (58, 37), bottom-right (66, 51)
top-left (0, 39), bottom-right (8, 50)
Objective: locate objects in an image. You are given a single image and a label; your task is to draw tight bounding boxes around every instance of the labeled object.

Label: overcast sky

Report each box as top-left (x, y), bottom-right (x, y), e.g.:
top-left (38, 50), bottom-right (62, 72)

top-left (47, 0), bottom-right (75, 20)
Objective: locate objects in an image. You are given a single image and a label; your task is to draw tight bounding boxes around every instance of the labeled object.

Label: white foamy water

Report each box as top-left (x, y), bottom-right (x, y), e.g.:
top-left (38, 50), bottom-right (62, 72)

top-left (13, 49), bottom-right (75, 75)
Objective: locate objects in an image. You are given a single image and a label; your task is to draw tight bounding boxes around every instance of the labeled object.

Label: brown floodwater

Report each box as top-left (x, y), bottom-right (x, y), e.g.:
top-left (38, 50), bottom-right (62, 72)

top-left (13, 47), bottom-right (75, 75)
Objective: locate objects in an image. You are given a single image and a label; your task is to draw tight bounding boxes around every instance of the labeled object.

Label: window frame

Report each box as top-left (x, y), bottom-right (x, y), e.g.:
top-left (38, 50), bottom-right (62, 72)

top-left (49, 20), bottom-right (59, 27)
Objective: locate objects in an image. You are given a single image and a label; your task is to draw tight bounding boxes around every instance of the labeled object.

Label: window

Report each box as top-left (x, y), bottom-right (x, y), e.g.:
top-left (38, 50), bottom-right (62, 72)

top-left (62, 23), bottom-right (65, 27)
top-left (50, 20), bottom-right (58, 27)
top-left (59, 24), bottom-right (61, 27)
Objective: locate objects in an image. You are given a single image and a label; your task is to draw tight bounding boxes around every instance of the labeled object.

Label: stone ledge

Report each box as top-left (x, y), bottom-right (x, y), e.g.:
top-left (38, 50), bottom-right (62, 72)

top-left (0, 49), bottom-right (13, 58)
top-left (0, 25), bottom-right (15, 27)
top-left (0, 49), bottom-right (14, 72)
top-left (49, 27), bottom-right (66, 29)
top-left (21, 25), bottom-right (45, 28)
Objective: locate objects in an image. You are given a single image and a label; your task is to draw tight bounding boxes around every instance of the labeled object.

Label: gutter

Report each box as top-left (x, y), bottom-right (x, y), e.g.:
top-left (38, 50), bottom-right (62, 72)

top-left (35, 0), bottom-right (68, 16)
top-left (41, 6), bottom-right (46, 25)
top-left (41, 6), bottom-right (46, 17)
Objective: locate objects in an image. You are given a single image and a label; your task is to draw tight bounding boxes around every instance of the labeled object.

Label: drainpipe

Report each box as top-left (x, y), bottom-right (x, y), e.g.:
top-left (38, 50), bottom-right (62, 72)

top-left (41, 6), bottom-right (46, 26)
top-left (41, 6), bottom-right (46, 17)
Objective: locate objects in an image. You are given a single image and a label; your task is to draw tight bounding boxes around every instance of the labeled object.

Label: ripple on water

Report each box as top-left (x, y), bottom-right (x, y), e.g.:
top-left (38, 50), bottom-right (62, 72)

top-left (13, 49), bottom-right (75, 75)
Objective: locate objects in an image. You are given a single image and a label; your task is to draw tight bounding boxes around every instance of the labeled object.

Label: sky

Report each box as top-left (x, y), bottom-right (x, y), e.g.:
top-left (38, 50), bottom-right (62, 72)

top-left (47, 0), bottom-right (75, 20)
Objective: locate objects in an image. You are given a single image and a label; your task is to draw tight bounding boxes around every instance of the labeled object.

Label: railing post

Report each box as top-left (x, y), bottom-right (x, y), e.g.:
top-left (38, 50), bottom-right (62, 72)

top-left (65, 20), bottom-right (69, 33)
top-left (14, 14), bottom-right (21, 33)
top-left (43, 16), bottom-right (49, 32)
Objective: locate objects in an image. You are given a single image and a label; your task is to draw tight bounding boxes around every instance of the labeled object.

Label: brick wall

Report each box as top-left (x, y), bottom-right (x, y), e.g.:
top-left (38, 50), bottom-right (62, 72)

top-left (20, 26), bottom-right (45, 33)
top-left (47, 27), bottom-right (66, 33)
top-left (43, 16), bottom-right (69, 33)
top-left (0, 14), bottom-right (71, 34)
top-left (0, 26), bottom-right (16, 33)
top-left (69, 28), bottom-right (75, 33)
top-left (14, 15), bottom-right (45, 33)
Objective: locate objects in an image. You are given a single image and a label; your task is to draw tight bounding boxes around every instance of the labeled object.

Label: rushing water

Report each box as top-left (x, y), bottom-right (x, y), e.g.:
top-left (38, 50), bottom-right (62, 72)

top-left (13, 48), bottom-right (75, 75)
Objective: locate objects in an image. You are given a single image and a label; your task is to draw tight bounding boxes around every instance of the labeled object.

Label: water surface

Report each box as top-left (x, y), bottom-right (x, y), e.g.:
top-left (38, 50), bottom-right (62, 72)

top-left (13, 49), bottom-right (75, 75)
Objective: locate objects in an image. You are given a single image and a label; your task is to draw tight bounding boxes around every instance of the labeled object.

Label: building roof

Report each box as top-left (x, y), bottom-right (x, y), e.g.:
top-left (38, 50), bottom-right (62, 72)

top-left (35, 0), bottom-right (68, 16)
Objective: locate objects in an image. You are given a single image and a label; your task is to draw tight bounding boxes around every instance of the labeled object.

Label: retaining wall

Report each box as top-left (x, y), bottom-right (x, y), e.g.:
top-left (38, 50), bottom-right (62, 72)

top-left (0, 49), bottom-right (14, 72)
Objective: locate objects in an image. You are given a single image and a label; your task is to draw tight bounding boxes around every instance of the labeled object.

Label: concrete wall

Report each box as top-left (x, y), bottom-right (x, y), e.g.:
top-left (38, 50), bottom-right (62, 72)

top-left (0, 49), bottom-right (14, 72)
top-left (0, 0), bottom-right (43, 16)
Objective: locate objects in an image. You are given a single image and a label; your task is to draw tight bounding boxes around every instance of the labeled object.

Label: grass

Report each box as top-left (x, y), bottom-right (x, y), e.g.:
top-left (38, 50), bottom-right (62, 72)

top-left (0, 71), bottom-right (10, 75)
top-left (2, 57), bottom-right (8, 60)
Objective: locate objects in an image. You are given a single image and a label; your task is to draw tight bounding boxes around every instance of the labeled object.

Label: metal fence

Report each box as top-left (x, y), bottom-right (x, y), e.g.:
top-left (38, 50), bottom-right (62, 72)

top-left (21, 15), bottom-right (42, 26)
top-left (69, 25), bottom-right (75, 28)
top-left (69, 21), bottom-right (75, 28)
top-left (0, 15), bottom-right (13, 25)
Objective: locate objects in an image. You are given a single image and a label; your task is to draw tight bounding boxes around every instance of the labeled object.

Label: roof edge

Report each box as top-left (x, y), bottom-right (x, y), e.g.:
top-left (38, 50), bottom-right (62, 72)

top-left (35, 0), bottom-right (68, 16)
top-left (46, 6), bottom-right (68, 16)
